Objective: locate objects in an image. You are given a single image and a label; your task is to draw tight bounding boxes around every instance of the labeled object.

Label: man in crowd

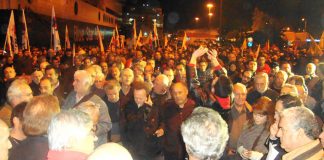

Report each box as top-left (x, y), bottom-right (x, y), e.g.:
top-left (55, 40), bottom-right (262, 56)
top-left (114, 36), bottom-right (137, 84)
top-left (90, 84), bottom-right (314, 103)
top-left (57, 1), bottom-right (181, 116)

top-left (270, 70), bottom-right (288, 94)
top-left (47, 110), bottom-right (95, 160)
top-left (181, 107), bottom-right (229, 160)
top-left (29, 70), bottom-right (43, 96)
top-left (277, 107), bottom-right (323, 159)
top-left (247, 72), bottom-right (279, 104)
top-left (163, 82), bottom-right (196, 160)
top-left (63, 70), bottom-right (111, 147)
top-left (304, 63), bottom-right (319, 95)
top-left (0, 119), bottom-right (12, 160)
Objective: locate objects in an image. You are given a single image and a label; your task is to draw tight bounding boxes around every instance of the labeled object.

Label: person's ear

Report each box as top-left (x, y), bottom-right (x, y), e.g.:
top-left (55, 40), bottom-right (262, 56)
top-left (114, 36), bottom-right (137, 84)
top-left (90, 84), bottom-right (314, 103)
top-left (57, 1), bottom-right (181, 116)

top-left (13, 117), bottom-right (20, 126)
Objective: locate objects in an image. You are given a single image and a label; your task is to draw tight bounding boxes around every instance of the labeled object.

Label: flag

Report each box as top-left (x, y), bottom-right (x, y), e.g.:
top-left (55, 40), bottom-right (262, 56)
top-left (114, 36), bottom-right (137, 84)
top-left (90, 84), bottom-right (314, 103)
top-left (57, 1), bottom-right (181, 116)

top-left (308, 33), bottom-right (323, 55)
top-left (5, 10), bottom-right (18, 56)
top-left (133, 19), bottom-right (137, 46)
top-left (241, 38), bottom-right (247, 50)
top-left (65, 25), bottom-right (71, 49)
top-left (164, 35), bottom-right (168, 47)
top-left (97, 26), bottom-right (104, 52)
top-left (115, 25), bottom-right (120, 48)
top-left (135, 30), bottom-right (143, 49)
top-left (72, 43), bottom-right (75, 66)
top-left (148, 32), bottom-right (153, 48)
top-left (120, 35), bottom-right (125, 48)
top-left (181, 32), bottom-right (187, 50)
top-left (320, 31), bottom-right (324, 50)
top-left (109, 29), bottom-right (115, 49)
top-left (263, 39), bottom-right (270, 51)
top-left (51, 6), bottom-right (61, 51)
top-left (22, 9), bottom-right (30, 52)
top-left (153, 21), bottom-right (159, 47)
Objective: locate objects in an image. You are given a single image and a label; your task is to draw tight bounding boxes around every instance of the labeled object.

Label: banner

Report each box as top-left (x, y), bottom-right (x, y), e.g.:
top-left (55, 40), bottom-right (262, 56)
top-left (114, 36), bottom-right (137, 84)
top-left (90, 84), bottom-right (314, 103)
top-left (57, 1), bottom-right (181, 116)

top-left (5, 10), bottom-right (18, 56)
top-left (65, 25), bottom-right (71, 49)
top-left (181, 32), bottom-right (187, 50)
top-left (97, 26), bottom-right (104, 52)
top-left (22, 9), bottom-right (30, 52)
top-left (51, 6), bottom-right (61, 51)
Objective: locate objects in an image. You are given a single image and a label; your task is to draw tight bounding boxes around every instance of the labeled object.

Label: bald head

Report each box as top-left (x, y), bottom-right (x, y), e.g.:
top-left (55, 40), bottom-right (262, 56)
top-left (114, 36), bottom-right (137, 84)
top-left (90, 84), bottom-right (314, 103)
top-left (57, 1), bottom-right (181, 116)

top-left (87, 143), bottom-right (133, 160)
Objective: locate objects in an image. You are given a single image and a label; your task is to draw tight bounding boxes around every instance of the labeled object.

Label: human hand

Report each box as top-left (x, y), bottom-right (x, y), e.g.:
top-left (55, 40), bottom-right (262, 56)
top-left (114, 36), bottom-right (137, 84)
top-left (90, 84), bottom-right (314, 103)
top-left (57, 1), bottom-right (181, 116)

top-left (154, 128), bottom-right (164, 137)
top-left (207, 49), bottom-right (219, 66)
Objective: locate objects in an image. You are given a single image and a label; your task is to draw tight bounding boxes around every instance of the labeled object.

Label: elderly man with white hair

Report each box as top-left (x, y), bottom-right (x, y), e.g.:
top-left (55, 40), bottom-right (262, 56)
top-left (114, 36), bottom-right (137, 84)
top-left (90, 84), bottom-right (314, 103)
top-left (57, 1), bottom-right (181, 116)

top-left (181, 107), bottom-right (229, 160)
top-left (151, 74), bottom-right (171, 113)
top-left (277, 107), bottom-right (323, 159)
top-left (0, 119), bottom-right (12, 160)
top-left (0, 79), bottom-right (33, 126)
top-left (63, 70), bottom-right (111, 147)
top-left (47, 110), bottom-right (96, 160)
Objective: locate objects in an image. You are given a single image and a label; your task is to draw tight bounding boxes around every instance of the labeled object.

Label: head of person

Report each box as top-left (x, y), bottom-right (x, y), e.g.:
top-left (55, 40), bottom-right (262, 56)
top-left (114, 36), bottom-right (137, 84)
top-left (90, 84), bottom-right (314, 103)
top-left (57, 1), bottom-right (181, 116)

top-left (181, 107), bottom-right (229, 160)
top-left (213, 75), bottom-right (233, 98)
top-left (146, 59), bottom-right (155, 69)
top-left (249, 97), bottom-right (275, 129)
top-left (45, 65), bottom-right (59, 86)
top-left (248, 60), bottom-right (257, 72)
top-left (317, 63), bottom-right (324, 79)
top-left (175, 63), bottom-right (186, 79)
top-left (277, 107), bottom-right (320, 152)
top-left (132, 63), bottom-right (144, 78)
top-left (241, 70), bottom-right (253, 85)
top-left (281, 62), bottom-right (292, 74)
top-left (254, 72), bottom-right (269, 94)
top-left (171, 82), bottom-right (189, 107)
top-left (87, 143), bottom-right (133, 160)
top-left (306, 63), bottom-right (316, 76)
top-left (7, 79), bottom-right (33, 107)
top-left (76, 101), bottom-right (100, 129)
top-left (103, 80), bottom-right (121, 103)
top-left (198, 61), bottom-right (208, 72)
top-left (40, 61), bottom-right (49, 74)
top-left (144, 64), bottom-right (154, 76)
top-left (73, 70), bottom-right (93, 95)
top-left (32, 70), bottom-right (44, 84)
top-left (0, 119), bottom-right (12, 160)
top-left (39, 77), bottom-right (54, 95)
top-left (10, 102), bottom-right (27, 131)
top-left (86, 65), bottom-right (103, 84)
top-left (153, 74), bottom-right (169, 95)
top-left (274, 94), bottom-right (303, 124)
top-left (280, 84), bottom-right (298, 97)
top-left (23, 95), bottom-right (60, 136)
top-left (4, 67), bottom-right (16, 80)
top-left (133, 81), bottom-right (151, 107)
top-left (120, 68), bottom-right (134, 86)
top-left (319, 125), bottom-right (324, 148)
top-left (273, 70), bottom-right (288, 88)
top-left (257, 56), bottom-right (266, 67)
top-left (48, 109), bottom-right (95, 154)
top-left (163, 67), bottom-right (174, 86)
top-left (233, 83), bottom-right (247, 107)
top-left (270, 62), bottom-right (280, 75)
top-left (110, 66), bottom-right (120, 80)
top-left (228, 53), bottom-right (236, 63)
top-left (287, 75), bottom-right (306, 87)
top-left (100, 62), bottom-right (109, 74)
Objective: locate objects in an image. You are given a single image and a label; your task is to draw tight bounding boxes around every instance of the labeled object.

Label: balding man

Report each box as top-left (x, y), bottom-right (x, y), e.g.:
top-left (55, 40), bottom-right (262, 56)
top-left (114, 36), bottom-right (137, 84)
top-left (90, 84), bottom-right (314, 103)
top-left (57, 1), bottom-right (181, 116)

top-left (247, 72), bottom-right (279, 104)
top-left (305, 63), bottom-right (319, 96)
top-left (63, 70), bottom-right (111, 147)
top-left (151, 74), bottom-right (171, 113)
top-left (163, 82), bottom-right (196, 160)
top-left (0, 119), bottom-right (12, 160)
top-left (227, 83), bottom-right (253, 156)
top-left (270, 70), bottom-right (288, 94)
top-left (87, 143), bottom-right (133, 160)
top-left (277, 107), bottom-right (323, 159)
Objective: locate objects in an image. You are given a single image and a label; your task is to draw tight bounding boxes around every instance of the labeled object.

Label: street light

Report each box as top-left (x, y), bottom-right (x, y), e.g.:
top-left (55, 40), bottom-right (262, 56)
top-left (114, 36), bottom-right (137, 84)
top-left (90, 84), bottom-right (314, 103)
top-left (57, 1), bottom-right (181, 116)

top-left (301, 18), bottom-right (307, 32)
top-left (208, 12), bottom-right (213, 16)
top-left (195, 17), bottom-right (199, 22)
top-left (207, 3), bottom-right (214, 9)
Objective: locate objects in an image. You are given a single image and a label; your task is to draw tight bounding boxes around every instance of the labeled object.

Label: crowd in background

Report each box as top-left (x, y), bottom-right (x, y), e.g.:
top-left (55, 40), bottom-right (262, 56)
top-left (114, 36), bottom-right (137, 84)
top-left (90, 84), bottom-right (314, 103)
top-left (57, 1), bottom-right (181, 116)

top-left (0, 40), bottom-right (324, 160)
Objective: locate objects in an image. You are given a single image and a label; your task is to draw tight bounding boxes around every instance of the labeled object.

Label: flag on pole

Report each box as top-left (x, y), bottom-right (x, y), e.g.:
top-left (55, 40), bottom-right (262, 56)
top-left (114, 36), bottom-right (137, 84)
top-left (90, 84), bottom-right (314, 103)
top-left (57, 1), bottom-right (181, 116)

top-left (65, 25), bottom-right (71, 49)
top-left (153, 21), bottom-right (159, 47)
top-left (320, 31), bottom-right (324, 50)
top-left (181, 32), bottom-right (187, 50)
top-left (51, 6), bottom-right (61, 51)
top-left (22, 9), bottom-right (30, 52)
top-left (97, 26), bottom-right (104, 52)
top-left (115, 25), bottom-right (120, 48)
top-left (133, 19), bottom-right (137, 47)
top-left (308, 33), bottom-right (323, 55)
top-left (72, 43), bottom-right (75, 66)
top-left (164, 35), bottom-right (168, 47)
top-left (109, 29), bottom-right (115, 49)
top-left (135, 30), bottom-right (143, 49)
top-left (148, 32), bottom-right (153, 48)
top-left (5, 10), bottom-right (18, 56)
top-left (263, 39), bottom-right (270, 51)
top-left (241, 38), bottom-right (247, 50)
top-left (120, 35), bottom-right (125, 49)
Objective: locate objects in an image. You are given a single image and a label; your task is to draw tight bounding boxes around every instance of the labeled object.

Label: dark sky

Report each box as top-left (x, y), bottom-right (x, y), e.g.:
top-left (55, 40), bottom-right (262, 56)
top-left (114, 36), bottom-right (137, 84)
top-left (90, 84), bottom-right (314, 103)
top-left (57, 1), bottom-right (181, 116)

top-left (125, 0), bottom-right (324, 36)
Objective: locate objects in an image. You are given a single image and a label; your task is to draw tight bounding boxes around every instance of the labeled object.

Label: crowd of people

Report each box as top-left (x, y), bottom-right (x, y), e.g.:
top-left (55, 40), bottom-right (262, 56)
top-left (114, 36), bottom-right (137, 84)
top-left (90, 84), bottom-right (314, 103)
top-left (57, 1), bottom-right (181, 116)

top-left (0, 40), bottom-right (324, 160)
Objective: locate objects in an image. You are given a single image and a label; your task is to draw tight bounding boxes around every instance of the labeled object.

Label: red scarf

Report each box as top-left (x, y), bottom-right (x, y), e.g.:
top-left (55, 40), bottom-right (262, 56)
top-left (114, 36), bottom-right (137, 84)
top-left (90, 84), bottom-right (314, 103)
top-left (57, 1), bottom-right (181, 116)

top-left (215, 96), bottom-right (231, 110)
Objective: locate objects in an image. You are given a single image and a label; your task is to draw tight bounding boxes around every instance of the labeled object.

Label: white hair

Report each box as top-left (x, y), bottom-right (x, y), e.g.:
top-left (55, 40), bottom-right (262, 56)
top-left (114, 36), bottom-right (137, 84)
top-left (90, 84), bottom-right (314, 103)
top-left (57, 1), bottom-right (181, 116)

top-left (48, 109), bottom-right (93, 150)
top-left (75, 70), bottom-right (94, 86)
top-left (7, 79), bottom-right (32, 105)
top-left (155, 74), bottom-right (169, 87)
top-left (181, 107), bottom-right (229, 160)
top-left (280, 107), bottom-right (320, 139)
top-left (87, 143), bottom-right (133, 160)
top-left (280, 84), bottom-right (298, 97)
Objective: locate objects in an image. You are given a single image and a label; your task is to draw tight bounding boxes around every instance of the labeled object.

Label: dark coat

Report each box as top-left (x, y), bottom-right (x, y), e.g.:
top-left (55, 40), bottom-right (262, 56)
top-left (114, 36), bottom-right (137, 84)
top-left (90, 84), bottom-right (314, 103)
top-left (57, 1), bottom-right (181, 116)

top-left (9, 136), bottom-right (49, 160)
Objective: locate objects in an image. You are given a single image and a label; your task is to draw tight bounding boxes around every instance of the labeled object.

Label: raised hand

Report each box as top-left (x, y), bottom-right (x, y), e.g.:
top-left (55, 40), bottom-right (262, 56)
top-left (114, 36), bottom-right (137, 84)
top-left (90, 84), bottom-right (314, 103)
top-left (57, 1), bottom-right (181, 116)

top-left (190, 46), bottom-right (208, 65)
top-left (207, 49), bottom-right (220, 67)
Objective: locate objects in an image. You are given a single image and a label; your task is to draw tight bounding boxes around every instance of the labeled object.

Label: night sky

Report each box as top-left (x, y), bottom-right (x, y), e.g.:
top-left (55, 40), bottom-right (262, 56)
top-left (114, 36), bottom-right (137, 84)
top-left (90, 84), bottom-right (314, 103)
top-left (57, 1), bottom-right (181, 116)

top-left (125, 0), bottom-right (323, 37)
